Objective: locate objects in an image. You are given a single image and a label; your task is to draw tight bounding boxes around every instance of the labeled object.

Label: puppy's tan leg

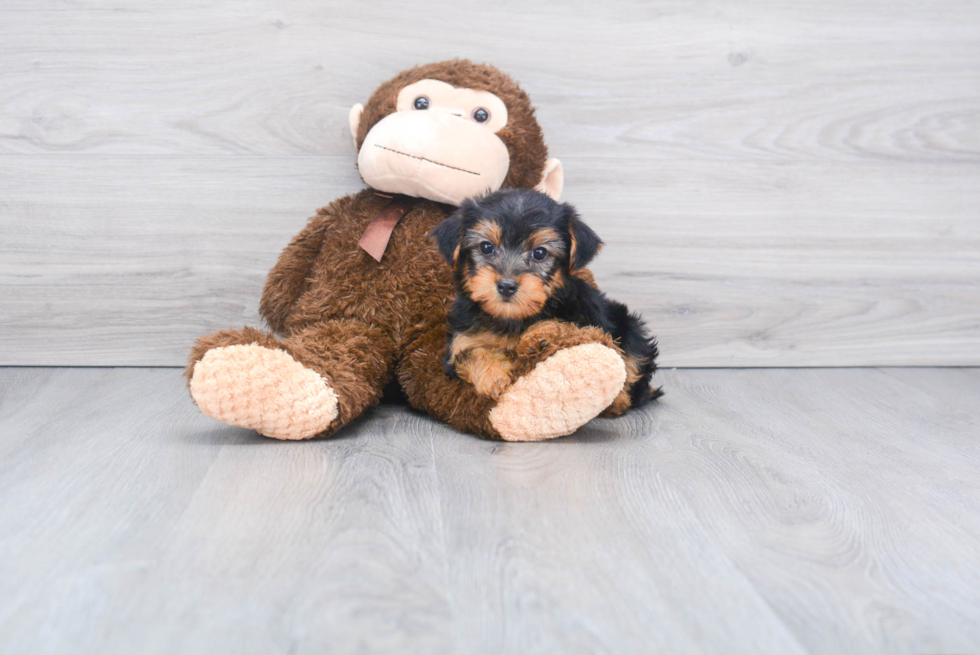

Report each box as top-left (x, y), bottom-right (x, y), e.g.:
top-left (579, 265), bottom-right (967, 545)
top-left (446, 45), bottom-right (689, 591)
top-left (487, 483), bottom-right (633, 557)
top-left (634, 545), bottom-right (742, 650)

top-left (601, 353), bottom-right (644, 417)
top-left (454, 347), bottom-right (516, 400)
top-left (448, 331), bottom-right (519, 399)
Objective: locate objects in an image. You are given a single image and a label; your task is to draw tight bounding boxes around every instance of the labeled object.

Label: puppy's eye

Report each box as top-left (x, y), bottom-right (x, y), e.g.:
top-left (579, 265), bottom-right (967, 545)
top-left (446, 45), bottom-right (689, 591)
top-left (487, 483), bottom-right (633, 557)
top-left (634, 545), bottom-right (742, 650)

top-left (472, 108), bottom-right (490, 123)
top-left (413, 96), bottom-right (430, 110)
top-left (532, 247), bottom-right (548, 261)
top-left (480, 241), bottom-right (495, 255)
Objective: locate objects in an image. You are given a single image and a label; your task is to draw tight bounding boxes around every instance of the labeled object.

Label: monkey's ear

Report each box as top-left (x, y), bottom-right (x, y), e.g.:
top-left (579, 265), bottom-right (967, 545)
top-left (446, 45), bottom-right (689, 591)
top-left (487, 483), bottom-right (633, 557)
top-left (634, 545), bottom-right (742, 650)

top-left (535, 158), bottom-right (564, 200)
top-left (348, 103), bottom-right (364, 149)
top-left (566, 206), bottom-right (603, 271)
top-left (429, 211), bottom-right (465, 265)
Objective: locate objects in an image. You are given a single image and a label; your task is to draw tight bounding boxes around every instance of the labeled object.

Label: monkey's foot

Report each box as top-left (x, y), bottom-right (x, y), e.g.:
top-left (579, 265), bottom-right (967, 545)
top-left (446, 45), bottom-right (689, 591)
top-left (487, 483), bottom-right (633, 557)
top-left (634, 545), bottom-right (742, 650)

top-left (489, 343), bottom-right (626, 441)
top-left (189, 344), bottom-right (338, 440)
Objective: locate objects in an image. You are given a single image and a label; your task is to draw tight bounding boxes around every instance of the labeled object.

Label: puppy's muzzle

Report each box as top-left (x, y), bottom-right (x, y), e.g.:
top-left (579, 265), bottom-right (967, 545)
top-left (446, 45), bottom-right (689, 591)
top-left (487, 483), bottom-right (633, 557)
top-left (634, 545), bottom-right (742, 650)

top-left (496, 278), bottom-right (519, 299)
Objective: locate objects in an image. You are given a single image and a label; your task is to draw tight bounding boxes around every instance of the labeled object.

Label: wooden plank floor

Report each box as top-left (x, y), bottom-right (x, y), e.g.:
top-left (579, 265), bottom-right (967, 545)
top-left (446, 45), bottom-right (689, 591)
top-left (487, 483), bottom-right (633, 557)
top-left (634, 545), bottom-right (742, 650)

top-left (1, 367), bottom-right (978, 654)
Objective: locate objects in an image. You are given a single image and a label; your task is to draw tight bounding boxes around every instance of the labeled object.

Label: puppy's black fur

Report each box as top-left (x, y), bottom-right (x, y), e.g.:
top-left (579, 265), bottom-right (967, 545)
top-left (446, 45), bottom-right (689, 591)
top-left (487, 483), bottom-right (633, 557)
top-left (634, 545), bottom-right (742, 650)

top-left (430, 188), bottom-right (661, 408)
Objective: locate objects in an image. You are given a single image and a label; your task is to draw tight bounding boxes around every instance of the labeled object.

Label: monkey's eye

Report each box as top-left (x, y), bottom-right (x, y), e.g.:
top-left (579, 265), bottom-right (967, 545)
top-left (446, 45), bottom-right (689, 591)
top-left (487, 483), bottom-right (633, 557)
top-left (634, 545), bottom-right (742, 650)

top-left (472, 108), bottom-right (490, 123)
top-left (532, 247), bottom-right (548, 261)
top-left (480, 241), bottom-right (495, 255)
top-left (413, 96), bottom-right (430, 110)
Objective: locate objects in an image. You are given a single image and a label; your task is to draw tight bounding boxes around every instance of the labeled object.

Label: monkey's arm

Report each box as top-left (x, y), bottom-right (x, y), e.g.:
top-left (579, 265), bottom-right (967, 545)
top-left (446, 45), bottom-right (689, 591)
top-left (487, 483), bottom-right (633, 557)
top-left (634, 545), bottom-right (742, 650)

top-left (259, 209), bottom-right (333, 334)
top-left (399, 317), bottom-right (629, 441)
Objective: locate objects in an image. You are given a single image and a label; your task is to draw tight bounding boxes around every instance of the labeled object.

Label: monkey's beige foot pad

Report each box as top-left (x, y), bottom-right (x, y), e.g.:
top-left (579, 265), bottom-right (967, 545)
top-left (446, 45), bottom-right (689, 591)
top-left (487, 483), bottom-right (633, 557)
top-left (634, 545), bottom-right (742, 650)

top-left (189, 344), bottom-right (339, 440)
top-left (489, 343), bottom-right (627, 442)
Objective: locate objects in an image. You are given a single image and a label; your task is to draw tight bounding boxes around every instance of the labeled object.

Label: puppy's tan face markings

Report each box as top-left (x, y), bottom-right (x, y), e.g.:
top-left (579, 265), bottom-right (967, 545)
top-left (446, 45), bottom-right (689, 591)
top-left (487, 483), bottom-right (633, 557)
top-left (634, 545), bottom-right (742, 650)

top-left (568, 225), bottom-right (600, 274)
top-left (464, 267), bottom-right (547, 320)
top-left (460, 221), bottom-right (567, 320)
top-left (464, 219), bottom-right (503, 250)
top-left (545, 268), bottom-right (564, 294)
top-left (524, 228), bottom-right (563, 253)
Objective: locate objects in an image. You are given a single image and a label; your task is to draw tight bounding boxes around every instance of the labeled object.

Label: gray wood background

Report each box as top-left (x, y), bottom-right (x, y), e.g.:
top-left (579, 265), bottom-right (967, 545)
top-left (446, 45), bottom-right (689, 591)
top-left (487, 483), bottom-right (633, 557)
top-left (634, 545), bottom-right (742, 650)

top-left (1, 1), bottom-right (978, 367)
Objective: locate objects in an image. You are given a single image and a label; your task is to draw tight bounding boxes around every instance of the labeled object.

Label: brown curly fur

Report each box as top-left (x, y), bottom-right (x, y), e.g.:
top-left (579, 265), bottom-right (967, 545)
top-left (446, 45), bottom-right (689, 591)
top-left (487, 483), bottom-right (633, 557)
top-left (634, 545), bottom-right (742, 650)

top-left (186, 61), bottom-right (634, 440)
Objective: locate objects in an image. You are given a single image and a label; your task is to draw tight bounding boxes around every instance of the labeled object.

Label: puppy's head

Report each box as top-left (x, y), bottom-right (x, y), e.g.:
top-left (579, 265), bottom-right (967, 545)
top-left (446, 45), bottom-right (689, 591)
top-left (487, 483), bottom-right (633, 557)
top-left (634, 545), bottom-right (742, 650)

top-left (429, 188), bottom-right (602, 320)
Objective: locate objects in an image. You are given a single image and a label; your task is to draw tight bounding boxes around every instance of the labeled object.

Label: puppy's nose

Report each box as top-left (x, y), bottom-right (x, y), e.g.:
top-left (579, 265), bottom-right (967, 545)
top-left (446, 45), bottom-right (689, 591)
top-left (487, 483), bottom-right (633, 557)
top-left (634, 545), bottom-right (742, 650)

top-left (496, 279), bottom-right (519, 298)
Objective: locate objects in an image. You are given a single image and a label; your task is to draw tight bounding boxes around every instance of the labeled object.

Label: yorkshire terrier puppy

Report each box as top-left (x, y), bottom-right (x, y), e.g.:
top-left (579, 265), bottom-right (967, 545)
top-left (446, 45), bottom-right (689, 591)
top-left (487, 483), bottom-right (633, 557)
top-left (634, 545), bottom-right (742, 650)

top-left (429, 188), bottom-right (660, 409)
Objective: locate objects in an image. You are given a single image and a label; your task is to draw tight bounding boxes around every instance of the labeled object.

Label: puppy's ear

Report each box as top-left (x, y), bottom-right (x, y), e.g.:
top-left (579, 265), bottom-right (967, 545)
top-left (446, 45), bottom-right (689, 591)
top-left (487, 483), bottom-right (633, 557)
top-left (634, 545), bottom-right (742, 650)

top-left (429, 210), bottom-right (465, 265)
top-left (565, 205), bottom-right (603, 271)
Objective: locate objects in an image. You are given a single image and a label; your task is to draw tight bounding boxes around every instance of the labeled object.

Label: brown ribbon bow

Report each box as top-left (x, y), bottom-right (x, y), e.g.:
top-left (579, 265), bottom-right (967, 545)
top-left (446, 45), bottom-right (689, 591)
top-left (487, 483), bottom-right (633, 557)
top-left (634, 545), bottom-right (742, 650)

top-left (358, 194), bottom-right (420, 263)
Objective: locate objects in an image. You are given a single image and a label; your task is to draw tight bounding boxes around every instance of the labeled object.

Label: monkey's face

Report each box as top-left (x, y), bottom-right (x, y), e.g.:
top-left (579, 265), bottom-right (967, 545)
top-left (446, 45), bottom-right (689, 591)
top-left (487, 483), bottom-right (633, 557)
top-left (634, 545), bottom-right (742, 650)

top-left (353, 79), bottom-right (512, 206)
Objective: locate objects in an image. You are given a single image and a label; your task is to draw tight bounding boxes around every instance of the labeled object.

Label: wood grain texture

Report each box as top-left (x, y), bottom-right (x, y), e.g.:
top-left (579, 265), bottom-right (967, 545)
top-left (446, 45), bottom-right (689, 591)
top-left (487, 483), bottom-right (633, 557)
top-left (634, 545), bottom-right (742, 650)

top-left (1, 367), bottom-right (979, 654)
top-left (2, 156), bottom-right (976, 366)
top-left (1, 0), bottom-right (979, 366)
top-left (2, 1), bottom-right (978, 161)
top-left (0, 368), bottom-right (453, 655)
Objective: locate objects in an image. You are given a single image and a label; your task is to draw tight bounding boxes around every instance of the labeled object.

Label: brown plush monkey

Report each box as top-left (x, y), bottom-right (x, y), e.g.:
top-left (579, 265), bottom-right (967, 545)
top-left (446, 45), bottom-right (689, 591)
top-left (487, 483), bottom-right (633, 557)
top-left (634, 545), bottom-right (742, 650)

top-left (185, 60), bottom-right (633, 441)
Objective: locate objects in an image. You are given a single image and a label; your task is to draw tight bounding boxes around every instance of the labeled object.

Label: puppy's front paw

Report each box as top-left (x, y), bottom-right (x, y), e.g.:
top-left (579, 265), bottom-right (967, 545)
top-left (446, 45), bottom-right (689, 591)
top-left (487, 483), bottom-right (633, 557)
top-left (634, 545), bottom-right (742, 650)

top-left (470, 366), bottom-right (514, 400)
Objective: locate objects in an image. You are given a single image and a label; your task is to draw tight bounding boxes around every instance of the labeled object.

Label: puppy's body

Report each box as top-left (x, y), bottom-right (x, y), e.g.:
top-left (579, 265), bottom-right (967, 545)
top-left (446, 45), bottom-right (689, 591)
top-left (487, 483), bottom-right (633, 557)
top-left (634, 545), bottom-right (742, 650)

top-left (431, 189), bottom-right (660, 409)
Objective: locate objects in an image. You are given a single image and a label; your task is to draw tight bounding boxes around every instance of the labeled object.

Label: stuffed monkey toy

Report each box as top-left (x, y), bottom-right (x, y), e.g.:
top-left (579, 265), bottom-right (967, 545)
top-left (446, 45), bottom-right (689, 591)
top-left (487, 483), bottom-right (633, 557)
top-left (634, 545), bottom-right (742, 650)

top-left (185, 60), bottom-right (635, 441)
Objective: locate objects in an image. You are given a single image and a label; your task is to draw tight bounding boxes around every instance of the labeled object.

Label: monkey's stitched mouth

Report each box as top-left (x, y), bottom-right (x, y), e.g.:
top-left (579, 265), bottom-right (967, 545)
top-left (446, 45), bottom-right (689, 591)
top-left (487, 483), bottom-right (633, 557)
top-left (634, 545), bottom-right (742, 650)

top-left (373, 144), bottom-right (480, 176)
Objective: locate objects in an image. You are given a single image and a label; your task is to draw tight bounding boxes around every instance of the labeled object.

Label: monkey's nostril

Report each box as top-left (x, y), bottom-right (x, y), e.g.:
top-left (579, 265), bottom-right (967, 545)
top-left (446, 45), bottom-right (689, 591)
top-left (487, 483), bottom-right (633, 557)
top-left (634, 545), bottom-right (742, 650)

top-left (496, 279), bottom-right (519, 297)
